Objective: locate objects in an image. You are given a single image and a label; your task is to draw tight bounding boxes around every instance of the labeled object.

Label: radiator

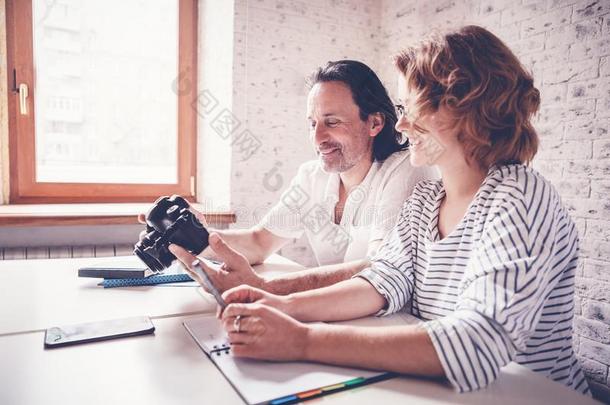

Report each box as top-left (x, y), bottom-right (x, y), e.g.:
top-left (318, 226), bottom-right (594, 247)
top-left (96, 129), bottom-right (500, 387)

top-left (1, 244), bottom-right (135, 260)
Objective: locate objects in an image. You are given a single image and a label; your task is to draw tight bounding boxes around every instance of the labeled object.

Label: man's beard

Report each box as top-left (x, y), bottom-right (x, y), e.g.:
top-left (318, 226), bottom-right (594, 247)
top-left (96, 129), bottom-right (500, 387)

top-left (318, 142), bottom-right (356, 173)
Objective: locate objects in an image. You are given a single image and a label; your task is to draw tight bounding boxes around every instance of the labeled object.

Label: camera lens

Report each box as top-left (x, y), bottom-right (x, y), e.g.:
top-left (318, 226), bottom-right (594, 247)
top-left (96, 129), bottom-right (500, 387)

top-left (134, 247), bottom-right (164, 272)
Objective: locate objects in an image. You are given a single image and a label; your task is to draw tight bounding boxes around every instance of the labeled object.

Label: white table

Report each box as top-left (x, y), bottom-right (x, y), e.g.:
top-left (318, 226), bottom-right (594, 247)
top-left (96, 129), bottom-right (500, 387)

top-left (0, 256), bottom-right (600, 405)
top-left (0, 254), bottom-right (300, 335)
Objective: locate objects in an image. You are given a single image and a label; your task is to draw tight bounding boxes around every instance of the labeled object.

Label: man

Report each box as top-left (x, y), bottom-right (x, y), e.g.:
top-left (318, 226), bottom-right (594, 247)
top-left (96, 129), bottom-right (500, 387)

top-left (168, 60), bottom-right (436, 294)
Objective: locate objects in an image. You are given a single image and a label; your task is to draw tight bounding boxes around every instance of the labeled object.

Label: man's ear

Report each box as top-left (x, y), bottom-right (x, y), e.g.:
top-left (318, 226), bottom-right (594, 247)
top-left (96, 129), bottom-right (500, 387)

top-left (369, 112), bottom-right (385, 137)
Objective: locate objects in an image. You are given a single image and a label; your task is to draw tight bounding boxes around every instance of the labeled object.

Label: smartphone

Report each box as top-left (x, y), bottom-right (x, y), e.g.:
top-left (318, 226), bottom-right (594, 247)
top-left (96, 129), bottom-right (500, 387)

top-left (78, 266), bottom-right (153, 279)
top-left (44, 316), bottom-right (155, 349)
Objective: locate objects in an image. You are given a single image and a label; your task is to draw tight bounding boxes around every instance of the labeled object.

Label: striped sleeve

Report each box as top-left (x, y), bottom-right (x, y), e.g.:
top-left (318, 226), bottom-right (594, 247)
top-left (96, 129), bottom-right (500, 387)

top-left (355, 198), bottom-right (415, 316)
top-left (424, 177), bottom-right (579, 392)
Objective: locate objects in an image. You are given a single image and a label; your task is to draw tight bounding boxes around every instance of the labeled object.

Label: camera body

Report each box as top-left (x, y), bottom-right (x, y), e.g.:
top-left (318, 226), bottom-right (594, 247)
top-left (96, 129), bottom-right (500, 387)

top-left (134, 195), bottom-right (209, 272)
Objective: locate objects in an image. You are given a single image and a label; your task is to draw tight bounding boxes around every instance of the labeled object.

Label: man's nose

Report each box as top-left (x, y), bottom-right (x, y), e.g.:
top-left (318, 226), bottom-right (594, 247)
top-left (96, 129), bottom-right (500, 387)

top-left (313, 123), bottom-right (329, 145)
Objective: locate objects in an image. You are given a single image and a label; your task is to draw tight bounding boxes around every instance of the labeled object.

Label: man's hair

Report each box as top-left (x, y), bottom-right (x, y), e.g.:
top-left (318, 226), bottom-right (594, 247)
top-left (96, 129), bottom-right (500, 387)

top-left (307, 60), bottom-right (407, 161)
top-left (394, 25), bottom-right (540, 169)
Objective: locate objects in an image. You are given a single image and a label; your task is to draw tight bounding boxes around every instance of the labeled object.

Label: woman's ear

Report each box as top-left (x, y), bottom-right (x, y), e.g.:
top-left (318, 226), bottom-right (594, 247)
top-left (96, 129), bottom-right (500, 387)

top-left (369, 112), bottom-right (385, 137)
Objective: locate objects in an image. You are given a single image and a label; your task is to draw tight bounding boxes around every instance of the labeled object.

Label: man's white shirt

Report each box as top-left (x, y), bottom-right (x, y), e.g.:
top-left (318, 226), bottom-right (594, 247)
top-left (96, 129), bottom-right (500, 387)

top-left (260, 150), bottom-right (438, 265)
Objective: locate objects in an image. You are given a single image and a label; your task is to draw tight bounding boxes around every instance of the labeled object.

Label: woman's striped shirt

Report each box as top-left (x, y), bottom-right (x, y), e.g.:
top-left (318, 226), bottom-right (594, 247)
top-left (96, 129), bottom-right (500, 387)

top-left (356, 164), bottom-right (590, 395)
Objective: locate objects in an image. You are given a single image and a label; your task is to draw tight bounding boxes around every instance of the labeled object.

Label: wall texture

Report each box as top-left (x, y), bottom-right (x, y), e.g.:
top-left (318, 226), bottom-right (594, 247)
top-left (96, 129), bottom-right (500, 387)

top-left (376, 0), bottom-right (610, 400)
top-left (228, 0), bottom-right (382, 265)
top-left (224, 0), bottom-right (610, 399)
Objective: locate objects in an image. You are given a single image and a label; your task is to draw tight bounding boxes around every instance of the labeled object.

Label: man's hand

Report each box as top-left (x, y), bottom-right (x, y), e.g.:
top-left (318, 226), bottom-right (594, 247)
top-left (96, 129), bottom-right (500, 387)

top-left (220, 302), bottom-right (310, 361)
top-left (169, 233), bottom-right (265, 293)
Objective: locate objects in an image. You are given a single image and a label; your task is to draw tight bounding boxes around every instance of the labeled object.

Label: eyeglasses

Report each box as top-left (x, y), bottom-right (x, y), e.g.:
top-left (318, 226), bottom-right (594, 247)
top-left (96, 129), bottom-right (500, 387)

top-left (394, 104), bottom-right (406, 117)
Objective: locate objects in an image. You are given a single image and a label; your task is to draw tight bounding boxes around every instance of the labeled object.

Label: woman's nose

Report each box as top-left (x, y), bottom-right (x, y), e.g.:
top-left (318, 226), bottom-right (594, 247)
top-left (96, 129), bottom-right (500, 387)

top-left (395, 115), bottom-right (409, 132)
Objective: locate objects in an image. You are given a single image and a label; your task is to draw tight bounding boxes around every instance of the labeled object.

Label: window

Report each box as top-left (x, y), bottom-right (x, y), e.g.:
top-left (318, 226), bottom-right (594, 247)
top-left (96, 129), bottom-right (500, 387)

top-left (6, 0), bottom-right (198, 203)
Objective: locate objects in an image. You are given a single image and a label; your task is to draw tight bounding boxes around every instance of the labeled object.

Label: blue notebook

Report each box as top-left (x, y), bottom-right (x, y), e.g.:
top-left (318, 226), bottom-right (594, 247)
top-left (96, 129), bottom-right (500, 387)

top-left (98, 273), bottom-right (194, 288)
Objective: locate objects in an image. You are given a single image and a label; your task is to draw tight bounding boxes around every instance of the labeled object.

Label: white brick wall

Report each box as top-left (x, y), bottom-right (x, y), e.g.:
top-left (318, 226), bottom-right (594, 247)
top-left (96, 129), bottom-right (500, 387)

top-left (375, 0), bottom-right (610, 399)
top-left (228, 0), bottom-right (382, 266)
top-left (225, 0), bottom-right (610, 398)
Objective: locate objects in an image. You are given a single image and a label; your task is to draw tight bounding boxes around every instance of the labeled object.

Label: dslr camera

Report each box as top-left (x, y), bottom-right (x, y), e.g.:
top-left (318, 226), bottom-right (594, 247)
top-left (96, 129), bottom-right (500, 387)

top-left (134, 195), bottom-right (209, 271)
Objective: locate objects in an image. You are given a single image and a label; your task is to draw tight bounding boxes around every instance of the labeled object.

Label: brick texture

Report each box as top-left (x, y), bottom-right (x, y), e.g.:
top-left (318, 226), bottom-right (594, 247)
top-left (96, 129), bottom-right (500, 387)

top-left (226, 2), bottom-right (610, 395)
top-left (226, 0), bottom-right (610, 398)
top-left (229, 0), bottom-right (382, 267)
top-left (376, 0), bottom-right (610, 398)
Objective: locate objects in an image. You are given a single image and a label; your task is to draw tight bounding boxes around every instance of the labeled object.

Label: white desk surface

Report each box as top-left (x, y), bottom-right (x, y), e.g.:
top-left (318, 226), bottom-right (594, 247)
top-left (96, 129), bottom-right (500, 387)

top-left (0, 255), bottom-right (599, 404)
top-left (0, 315), bottom-right (598, 405)
top-left (0, 254), bottom-right (301, 335)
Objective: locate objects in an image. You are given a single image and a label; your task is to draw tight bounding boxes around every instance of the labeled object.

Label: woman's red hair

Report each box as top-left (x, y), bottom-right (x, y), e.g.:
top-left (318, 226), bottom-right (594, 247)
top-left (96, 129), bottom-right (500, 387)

top-left (394, 25), bottom-right (540, 169)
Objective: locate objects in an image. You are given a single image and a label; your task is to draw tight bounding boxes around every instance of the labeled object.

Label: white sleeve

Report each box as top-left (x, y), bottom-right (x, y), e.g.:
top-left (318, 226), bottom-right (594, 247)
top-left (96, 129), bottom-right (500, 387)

top-left (369, 165), bottom-right (438, 244)
top-left (258, 164), bottom-right (313, 239)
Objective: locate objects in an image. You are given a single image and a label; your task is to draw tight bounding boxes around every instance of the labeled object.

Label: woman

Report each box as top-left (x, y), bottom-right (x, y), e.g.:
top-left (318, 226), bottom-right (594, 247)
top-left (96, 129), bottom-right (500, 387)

top-left (184, 26), bottom-right (589, 395)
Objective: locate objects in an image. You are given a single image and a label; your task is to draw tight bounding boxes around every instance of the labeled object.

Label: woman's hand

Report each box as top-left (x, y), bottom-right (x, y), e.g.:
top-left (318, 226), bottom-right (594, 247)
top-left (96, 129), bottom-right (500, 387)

top-left (219, 284), bottom-right (292, 317)
top-left (220, 302), bottom-right (310, 361)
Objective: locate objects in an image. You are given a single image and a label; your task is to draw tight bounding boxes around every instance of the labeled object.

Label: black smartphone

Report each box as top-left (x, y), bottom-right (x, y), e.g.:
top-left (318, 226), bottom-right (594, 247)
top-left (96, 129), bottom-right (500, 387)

top-left (44, 316), bottom-right (155, 349)
top-left (77, 266), bottom-right (152, 279)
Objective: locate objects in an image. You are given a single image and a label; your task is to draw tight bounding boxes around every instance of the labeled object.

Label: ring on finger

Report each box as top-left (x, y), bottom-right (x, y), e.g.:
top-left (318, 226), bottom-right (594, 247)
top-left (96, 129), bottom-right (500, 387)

top-left (234, 315), bottom-right (242, 333)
